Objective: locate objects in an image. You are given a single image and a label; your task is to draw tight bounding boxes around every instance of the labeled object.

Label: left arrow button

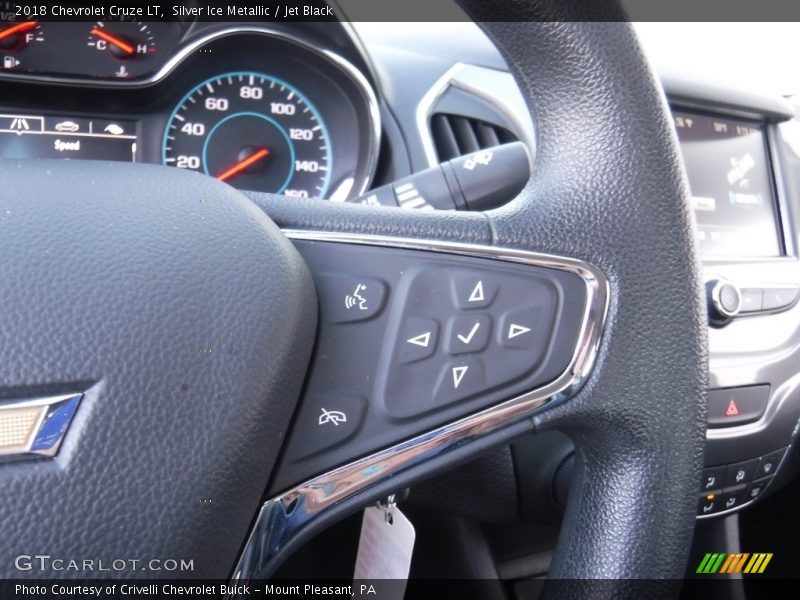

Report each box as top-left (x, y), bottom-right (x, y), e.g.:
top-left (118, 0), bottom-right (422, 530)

top-left (407, 332), bottom-right (432, 347)
top-left (399, 317), bottom-right (439, 364)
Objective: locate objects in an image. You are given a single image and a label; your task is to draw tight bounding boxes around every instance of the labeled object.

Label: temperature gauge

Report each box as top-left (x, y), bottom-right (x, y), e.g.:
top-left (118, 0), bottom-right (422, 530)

top-left (87, 19), bottom-right (157, 78)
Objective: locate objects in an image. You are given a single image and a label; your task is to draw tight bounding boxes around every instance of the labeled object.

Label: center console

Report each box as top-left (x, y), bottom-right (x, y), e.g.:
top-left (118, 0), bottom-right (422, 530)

top-left (666, 83), bottom-right (800, 518)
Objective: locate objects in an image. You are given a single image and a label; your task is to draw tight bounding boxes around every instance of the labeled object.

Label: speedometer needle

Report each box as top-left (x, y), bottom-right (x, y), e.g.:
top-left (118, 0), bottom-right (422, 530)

top-left (216, 148), bottom-right (270, 182)
top-left (0, 21), bottom-right (37, 43)
top-left (90, 27), bottom-right (135, 56)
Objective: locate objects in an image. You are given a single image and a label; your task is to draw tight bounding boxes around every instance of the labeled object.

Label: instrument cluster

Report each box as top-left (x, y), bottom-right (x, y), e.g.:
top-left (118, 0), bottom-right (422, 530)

top-left (0, 16), bottom-right (380, 199)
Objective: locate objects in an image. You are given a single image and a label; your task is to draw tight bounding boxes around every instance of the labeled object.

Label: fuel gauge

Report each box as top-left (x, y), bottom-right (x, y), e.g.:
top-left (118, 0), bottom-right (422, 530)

top-left (0, 2), bottom-right (45, 71)
top-left (0, 21), bottom-right (43, 51)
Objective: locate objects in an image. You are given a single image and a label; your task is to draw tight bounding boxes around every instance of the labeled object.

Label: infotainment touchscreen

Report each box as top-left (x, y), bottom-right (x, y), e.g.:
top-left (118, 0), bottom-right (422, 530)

top-left (673, 110), bottom-right (782, 257)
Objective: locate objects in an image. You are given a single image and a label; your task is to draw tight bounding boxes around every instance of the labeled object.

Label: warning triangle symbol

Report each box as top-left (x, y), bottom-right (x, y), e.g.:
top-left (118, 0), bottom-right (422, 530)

top-left (468, 281), bottom-right (485, 303)
top-left (725, 398), bottom-right (740, 417)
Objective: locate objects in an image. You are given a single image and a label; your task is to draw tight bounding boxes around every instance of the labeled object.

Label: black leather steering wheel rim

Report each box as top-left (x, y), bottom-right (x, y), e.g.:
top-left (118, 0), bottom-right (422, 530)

top-left (252, 4), bottom-right (708, 590)
top-left (0, 4), bottom-right (707, 595)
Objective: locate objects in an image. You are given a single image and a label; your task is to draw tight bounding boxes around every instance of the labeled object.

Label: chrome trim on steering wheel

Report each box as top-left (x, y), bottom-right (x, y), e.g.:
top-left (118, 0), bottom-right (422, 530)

top-left (230, 230), bottom-right (609, 582)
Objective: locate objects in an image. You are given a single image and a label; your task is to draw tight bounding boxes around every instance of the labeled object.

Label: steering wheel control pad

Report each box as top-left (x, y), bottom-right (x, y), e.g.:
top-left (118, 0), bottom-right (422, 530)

top-left (270, 237), bottom-right (588, 492)
top-left (382, 265), bottom-right (574, 419)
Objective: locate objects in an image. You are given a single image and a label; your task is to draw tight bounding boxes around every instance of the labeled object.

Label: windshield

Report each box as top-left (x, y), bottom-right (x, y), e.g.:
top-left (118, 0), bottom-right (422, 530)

top-left (636, 23), bottom-right (800, 97)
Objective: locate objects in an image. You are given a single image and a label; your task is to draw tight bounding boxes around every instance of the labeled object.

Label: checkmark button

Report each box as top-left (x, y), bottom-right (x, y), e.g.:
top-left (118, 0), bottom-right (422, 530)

top-left (457, 321), bottom-right (481, 344)
top-left (446, 314), bottom-right (491, 354)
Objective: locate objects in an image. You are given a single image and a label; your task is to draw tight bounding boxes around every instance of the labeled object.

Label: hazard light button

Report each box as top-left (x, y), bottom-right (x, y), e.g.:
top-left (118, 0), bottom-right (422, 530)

top-left (707, 385), bottom-right (770, 428)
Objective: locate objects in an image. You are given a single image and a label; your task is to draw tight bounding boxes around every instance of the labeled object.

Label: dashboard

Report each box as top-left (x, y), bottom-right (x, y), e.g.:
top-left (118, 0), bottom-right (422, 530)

top-left (1, 15), bottom-right (799, 529)
top-left (666, 94), bottom-right (800, 520)
top-left (0, 19), bottom-right (379, 200)
top-left (661, 94), bottom-right (800, 518)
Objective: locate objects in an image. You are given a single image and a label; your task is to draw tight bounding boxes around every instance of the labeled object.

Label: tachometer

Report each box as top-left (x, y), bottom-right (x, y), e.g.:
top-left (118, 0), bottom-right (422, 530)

top-left (162, 71), bottom-right (331, 197)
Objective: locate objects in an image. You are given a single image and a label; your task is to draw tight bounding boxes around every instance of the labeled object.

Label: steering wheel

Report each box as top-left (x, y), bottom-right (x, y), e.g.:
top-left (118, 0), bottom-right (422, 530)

top-left (0, 2), bottom-right (706, 596)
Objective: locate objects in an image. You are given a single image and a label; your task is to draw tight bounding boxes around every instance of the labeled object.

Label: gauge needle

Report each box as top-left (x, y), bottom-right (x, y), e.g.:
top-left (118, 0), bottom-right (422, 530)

top-left (90, 27), bottom-right (135, 56)
top-left (0, 21), bottom-right (37, 42)
top-left (216, 148), bottom-right (270, 182)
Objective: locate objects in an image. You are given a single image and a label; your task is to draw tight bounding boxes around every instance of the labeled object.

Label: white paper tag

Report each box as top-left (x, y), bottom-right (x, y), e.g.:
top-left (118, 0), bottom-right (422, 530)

top-left (353, 504), bottom-right (416, 600)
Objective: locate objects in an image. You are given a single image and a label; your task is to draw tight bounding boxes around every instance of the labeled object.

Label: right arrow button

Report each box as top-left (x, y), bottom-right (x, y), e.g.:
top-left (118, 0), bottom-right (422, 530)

top-left (488, 306), bottom-right (556, 386)
top-left (500, 308), bottom-right (542, 350)
top-left (507, 323), bottom-right (531, 340)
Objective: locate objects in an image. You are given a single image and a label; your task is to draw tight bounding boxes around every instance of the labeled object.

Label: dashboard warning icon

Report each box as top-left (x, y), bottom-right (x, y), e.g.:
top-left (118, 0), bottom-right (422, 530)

top-left (726, 398), bottom-right (740, 417)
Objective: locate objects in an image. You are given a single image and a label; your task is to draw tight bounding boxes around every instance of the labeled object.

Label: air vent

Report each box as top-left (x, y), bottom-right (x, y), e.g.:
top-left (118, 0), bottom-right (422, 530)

top-left (430, 113), bottom-right (517, 162)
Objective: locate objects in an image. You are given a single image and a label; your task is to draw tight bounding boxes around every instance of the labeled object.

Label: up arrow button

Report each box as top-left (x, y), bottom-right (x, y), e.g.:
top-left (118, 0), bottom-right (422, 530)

top-left (451, 273), bottom-right (498, 309)
top-left (468, 281), bottom-right (485, 303)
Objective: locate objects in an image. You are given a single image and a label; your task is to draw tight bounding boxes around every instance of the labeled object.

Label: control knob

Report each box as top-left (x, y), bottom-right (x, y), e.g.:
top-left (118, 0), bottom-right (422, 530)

top-left (707, 278), bottom-right (742, 325)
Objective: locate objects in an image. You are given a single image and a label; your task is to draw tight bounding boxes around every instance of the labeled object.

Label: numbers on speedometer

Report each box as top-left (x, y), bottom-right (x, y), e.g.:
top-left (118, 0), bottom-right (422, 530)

top-left (162, 71), bottom-right (332, 197)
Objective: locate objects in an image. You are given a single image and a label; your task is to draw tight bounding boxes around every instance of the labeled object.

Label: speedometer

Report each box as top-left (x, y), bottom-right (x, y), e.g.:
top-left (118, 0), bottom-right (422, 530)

top-left (162, 71), bottom-right (332, 197)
